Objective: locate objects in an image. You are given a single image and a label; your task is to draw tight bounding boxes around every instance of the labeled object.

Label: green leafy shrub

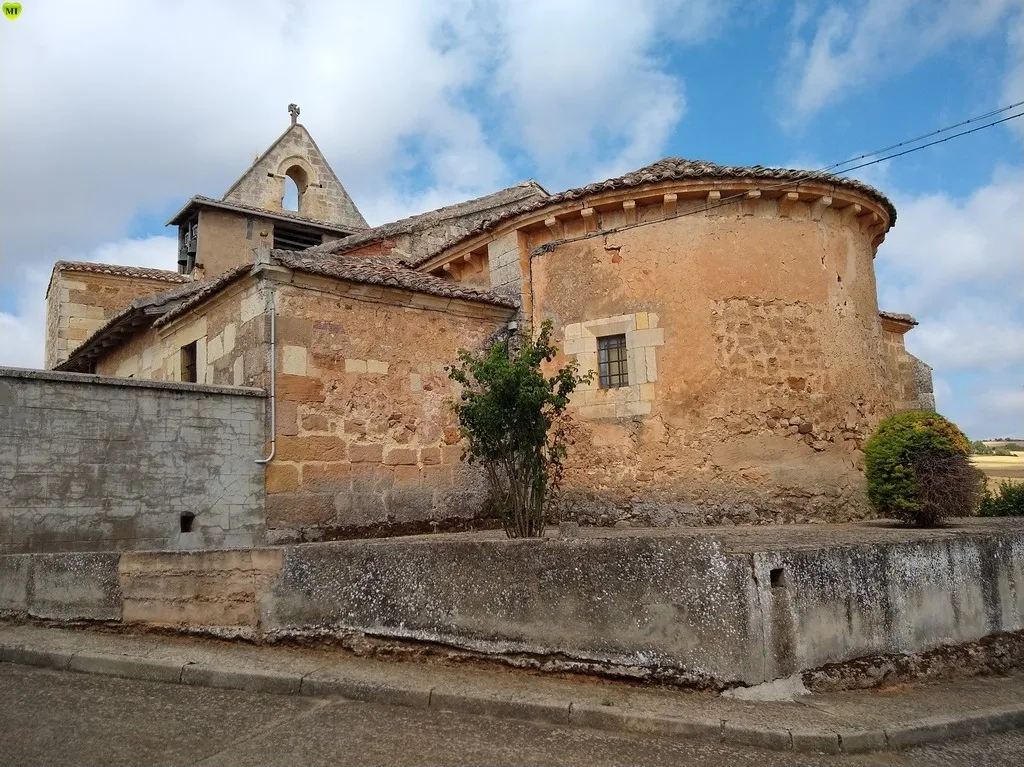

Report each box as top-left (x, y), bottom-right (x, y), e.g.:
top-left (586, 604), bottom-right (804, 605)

top-left (864, 411), bottom-right (983, 526)
top-left (447, 320), bottom-right (592, 538)
top-left (979, 481), bottom-right (1024, 517)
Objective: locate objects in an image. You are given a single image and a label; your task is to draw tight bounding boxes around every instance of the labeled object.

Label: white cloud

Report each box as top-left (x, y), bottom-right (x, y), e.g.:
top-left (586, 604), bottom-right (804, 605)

top-left (958, 384), bottom-right (1024, 439)
top-left (878, 166), bottom-right (1024, 317)
top-left (908, 304), bottom-right (1024, 371)
top-left (780, 0), bottom-right (1019, 122)
top-left (491, 0), bottom-right (729, 187)
top-left (1, 1), bottom-right (728, 369)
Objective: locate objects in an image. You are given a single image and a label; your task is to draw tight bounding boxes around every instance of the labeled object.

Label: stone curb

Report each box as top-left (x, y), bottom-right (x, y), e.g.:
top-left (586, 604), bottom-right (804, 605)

top-left (2, 643), bottom-right (1022, 755)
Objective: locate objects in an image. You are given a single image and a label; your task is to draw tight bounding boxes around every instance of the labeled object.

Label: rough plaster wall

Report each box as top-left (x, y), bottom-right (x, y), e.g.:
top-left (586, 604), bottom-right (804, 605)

top-left (44, 271), bottom-right (189, 369)
top-left (196, 210), bottom-right (270, 278)
top-left (531, 202), bottom-right (902, 526)
top-left (95, 279), bottom-right (267, 388)
top-left (0, 368), bottom-right (266, 554)
top-left (263, 279), bottom-right (510, 543)
top-left (222, 124), bottom-right (367, 229)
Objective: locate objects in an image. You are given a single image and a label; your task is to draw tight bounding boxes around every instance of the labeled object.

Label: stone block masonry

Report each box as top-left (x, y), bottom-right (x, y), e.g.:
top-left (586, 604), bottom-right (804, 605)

top-left (0, 367), bottom-right (267, 554)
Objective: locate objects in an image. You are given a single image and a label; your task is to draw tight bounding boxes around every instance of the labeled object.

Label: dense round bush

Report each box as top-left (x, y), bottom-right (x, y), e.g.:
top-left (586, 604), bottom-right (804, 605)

top-left (864, 411), bottom-right (983, 526)
top-left (980, 481), bottom-right (1024, 517)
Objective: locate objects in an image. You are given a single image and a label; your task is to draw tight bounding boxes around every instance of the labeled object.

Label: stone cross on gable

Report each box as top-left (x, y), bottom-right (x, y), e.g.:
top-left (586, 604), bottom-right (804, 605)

top-left (288, 103), bottom-right (300, 125)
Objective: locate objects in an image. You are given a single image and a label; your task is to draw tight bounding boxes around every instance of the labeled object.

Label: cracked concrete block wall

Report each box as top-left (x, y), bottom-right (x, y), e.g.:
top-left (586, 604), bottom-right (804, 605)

top-left (752, 529), bottom-right (1024, 680)
top-left (2, 520), bottom-right (1020, 686)
top-left (262, 534), bottom-right (765, 684)
top-left (0, 367), bottom-right (267, 554)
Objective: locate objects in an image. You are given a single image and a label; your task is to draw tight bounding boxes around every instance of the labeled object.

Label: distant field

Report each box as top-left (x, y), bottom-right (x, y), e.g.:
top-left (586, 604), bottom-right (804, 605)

top-left (971, 452), bottom-right (1024, 487)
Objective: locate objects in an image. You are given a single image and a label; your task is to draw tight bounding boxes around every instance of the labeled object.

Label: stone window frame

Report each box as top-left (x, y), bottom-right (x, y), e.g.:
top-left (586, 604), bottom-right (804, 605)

top-left (563, 313), bottom-right (664, 419)
top-left (597, 333), bottom-right (628, 388)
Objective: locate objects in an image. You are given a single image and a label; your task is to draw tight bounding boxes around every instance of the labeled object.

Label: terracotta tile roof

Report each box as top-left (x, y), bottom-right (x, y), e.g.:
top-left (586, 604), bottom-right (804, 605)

top-left (878, 310), bottom-right (918, 326)
top-left (166, 195), bottom-right (369, 234)
top-left (56, 279), bottom-right (210, 373)
top-left (273, 250), bottom-right (519, 309)
top-left (408, 157), bottom-right (898, 266)
top-left (152, 265), bottom-right (255, 328)
top-left (51, 260), bottom-right (191, 283)
top-left (308, 181), bottom-right (549, 258)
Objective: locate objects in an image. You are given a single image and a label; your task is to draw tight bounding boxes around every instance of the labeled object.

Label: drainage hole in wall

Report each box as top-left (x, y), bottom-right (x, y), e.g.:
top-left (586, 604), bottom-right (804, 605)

top-left (180, 513), bottom-right (196, 534)
top-left (770, 567), bottom-right (787, 589)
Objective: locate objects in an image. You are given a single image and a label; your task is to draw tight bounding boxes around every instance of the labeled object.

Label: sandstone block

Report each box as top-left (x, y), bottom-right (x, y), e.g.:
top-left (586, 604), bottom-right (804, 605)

top-left (616, 401), bottom-right (652, 418)
top-left (384, 447), bottom-right (418, 466)
top-left (277, 375), bottom-right (324, 403)
top-left (344, 418), bottom-right (367, 435)
top-left (349, 443), bottom-right (384, 463)
top-left (366, 359), bottom-right (389, 375)
top-left (265, 463), bottom-right (300, 494)
top-left (420, 447), bottom-right (442, 465)
top-left (335, 492), bottom-right (387, 526)
top-left (275, 315), bottom-right (314, 346)
top-left (303, 462), bottom-right (352, 485)
top-left (442, 445), bottom-right (464, 464)
top-left (267, 493), bottom-right (335, 528)
top-left (223, 323), bottom-right (237, 354)
top-left (579, 403), bottom-right (616, 419)
top-left (207, 335), bottom-right (224, 363)
top-left (626, 327), bottom-right (665, 347)
top-left (277, 435), bottom-right (346, 462)
top-left (300, 412), bottom-right (329, 432)
top-left (281, 345), bottom-right (308, 376)
top-left (277, 401), bottom-right (299, 436)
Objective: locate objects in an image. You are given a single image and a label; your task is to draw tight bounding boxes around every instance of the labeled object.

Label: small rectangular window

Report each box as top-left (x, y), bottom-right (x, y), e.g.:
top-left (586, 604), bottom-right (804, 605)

top-left (598, 334), bottom-right (628, 389)
top-left (180, 341), bottom-right (198, 383)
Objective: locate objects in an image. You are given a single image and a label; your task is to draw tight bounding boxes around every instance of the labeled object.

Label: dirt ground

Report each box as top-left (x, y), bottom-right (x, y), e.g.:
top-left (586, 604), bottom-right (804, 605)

top-left (971, 452), bottom-right (1024, 487)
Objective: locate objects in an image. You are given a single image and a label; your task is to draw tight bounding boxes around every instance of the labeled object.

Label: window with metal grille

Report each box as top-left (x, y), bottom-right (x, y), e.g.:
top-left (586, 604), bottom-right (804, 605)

top-left (597, 334), bottom-right (628, 388)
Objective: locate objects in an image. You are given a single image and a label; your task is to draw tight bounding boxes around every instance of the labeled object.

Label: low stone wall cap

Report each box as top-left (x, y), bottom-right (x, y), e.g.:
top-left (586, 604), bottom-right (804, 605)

top-left (0, 366), bottom-right (266, 397)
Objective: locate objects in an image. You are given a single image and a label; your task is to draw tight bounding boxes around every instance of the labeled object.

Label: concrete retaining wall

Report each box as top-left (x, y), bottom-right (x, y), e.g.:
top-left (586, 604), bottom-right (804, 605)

top-left (1, 520), bottom-right (1021, 686)
top-left (0, 367), bottom-right (267, 553)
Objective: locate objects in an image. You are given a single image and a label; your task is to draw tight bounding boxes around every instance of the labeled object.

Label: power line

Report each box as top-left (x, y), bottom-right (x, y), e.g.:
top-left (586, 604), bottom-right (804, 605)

top-left (822, 100), bottom-right (1024, 175)
top-left (833, 112), bottom-right (1023, 176)
top-left (686, 103), bottom-right (1024, 220)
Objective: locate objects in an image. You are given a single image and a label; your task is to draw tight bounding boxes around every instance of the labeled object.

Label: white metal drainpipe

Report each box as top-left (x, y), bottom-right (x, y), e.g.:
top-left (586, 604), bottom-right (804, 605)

top-left (255, 285), bottom-right (276, 465)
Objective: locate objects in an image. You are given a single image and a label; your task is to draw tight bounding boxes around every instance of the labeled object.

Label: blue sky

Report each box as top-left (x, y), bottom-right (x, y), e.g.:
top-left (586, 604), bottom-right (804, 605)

top-left (1, 0), bottom-right (1021, 438)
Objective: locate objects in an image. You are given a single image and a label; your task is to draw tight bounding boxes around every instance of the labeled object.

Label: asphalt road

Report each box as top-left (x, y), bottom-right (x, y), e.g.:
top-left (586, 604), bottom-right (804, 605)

top-left (1, 664), bottom-right (1022, 766)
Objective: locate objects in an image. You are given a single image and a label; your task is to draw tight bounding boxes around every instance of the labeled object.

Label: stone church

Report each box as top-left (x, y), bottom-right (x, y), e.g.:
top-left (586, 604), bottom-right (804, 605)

top-left (43, 107), bottom-right (933, 543)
